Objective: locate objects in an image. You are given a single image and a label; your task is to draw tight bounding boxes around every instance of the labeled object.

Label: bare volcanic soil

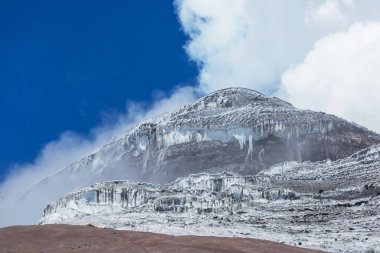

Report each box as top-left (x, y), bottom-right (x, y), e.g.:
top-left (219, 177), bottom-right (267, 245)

top-left (0, 224), bottom-right (324, 253)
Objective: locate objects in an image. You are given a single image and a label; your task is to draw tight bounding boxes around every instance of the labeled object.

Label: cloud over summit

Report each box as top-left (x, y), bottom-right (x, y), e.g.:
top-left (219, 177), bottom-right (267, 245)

top-left (282, 21), bottom-right (380, 133)
top-left (175, 0), bottom-right (380, 133)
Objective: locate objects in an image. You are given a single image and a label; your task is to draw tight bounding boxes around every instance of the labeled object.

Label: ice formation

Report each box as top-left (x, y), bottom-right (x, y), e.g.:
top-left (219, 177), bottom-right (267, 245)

top-left (22, 87), bottom-right (380, 228)
top-left (35, 87), bottom-right (380, 184)
top-left (41, 144), bottom-right (380, 253)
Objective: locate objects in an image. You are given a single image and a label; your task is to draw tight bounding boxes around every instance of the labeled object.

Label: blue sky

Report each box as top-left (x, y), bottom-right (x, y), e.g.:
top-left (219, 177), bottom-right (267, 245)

top-left (0, 0), bottom-right (197, 181)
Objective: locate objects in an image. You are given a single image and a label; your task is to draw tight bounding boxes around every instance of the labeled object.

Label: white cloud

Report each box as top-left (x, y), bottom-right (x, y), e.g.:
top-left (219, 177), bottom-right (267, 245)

top-left (175, 0), bottom-right (380, 132)
top-left (281, 21), bottom-right (380, 133)
top-left (0, 86), bottom-right (200, 226)
top-left (175, 0), bottom-right (360, 93)
top-left (305, 0), bottom-right (348, 26)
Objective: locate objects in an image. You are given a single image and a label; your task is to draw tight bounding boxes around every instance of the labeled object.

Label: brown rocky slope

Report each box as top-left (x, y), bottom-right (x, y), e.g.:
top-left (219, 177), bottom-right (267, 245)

top-left (0, 224), bottom-right (325, 253)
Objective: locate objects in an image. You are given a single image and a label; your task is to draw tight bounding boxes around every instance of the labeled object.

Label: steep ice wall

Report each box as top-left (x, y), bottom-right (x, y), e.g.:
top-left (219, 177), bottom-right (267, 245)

top-left (40, 89), bottom-right (380, 184)
top-left (41, 146), bottom-right (380, 252)
top-left (24, 88), bottom-right (380, 224)
top-left (41, 172), bottom-right (291, 222)
top-left (115, 88), bottom-right (380, 183)
top-left (43, 144), bottom-right (380, 221)
top-left (117, 89), bottom-right (377, 177)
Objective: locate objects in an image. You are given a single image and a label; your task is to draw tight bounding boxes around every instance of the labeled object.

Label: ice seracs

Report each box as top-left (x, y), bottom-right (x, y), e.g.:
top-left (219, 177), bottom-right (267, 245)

top-left (31, 87), bottom-right (380, 184)
top-left (41, 144), bottom-right (380, 253)
top-left (23, 87), bottom-right (380, 227)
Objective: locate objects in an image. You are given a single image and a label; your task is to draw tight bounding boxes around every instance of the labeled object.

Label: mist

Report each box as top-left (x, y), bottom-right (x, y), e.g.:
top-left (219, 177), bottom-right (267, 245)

top-left (0, 86), bottom-right (201, 226)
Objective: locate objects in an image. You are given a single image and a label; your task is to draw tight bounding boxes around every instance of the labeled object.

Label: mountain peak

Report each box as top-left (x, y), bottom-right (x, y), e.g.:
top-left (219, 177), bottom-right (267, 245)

top-left (193, 87), bottom-right (292, 110)
top-left (208, 87), bottom-right (265, 97)
top-left (21, 87), bottom-right (380, 225)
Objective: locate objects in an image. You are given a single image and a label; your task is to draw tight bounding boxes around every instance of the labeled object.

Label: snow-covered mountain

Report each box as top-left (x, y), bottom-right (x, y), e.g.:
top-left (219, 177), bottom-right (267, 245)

top-left (23, 88), bottom-right (380, 224)
top-left (41, 144), bottom-right (380, 252)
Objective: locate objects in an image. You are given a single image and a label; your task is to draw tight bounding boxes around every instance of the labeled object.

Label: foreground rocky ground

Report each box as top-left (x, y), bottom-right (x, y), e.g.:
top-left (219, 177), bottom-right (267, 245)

top-left (0, 224), bottom-right (324, 253)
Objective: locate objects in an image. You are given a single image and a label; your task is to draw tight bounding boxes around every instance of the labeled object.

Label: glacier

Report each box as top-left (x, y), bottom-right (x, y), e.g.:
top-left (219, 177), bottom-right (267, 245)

top-left (41, 144), bottom-right (380, 253)
top-left (28, 88), bottom-right (380, 183)
top-left (10, 87), bottom-right (380, 228)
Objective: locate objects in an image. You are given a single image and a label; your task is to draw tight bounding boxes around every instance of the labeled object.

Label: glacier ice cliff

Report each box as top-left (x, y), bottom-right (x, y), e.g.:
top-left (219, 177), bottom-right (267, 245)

top-left (30, 88), bottom-right (380, 183)
top-left (41, 144), bottom-right (380, 253)
top-left (19, 87), bottom-right (380, 225)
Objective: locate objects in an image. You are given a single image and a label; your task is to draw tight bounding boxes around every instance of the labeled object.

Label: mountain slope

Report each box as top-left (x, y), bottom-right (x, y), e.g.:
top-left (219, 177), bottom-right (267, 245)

top-left (20, 88), bottom-right (380, 224)
top-left (0, 225), bottom-right (324, 253)
top-left (41, 144), bottom-right (380, 253)
top-left (56, 88), bottom-right (380, 182)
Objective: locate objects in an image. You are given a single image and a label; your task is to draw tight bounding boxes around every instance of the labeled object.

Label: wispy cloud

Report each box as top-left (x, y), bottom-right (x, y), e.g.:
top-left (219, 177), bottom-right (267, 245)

top-left (0, 86), bottom-right (200, 226)
top-left (175, 0), bottom-right (380, 133)
top-left (281, 21), bottom-right (380, 133)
